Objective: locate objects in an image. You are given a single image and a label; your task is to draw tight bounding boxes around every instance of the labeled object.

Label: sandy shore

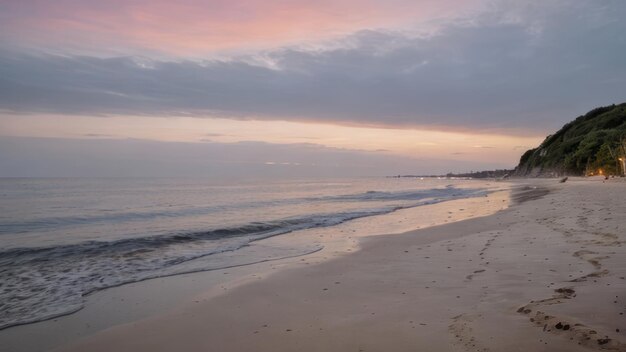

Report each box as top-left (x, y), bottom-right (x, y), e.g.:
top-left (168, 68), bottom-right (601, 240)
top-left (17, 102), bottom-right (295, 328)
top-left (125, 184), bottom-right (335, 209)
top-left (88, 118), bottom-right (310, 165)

top-left (5, 178), bottom-right (626, 351)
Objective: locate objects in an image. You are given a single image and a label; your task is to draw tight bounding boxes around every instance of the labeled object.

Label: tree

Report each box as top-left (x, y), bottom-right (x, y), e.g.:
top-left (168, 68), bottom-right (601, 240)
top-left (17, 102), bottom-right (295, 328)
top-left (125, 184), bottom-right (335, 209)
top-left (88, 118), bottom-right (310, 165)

top-left (618, 134), bottom-right (626, 175)
top-left (593, 142), bottom-right (618, 176)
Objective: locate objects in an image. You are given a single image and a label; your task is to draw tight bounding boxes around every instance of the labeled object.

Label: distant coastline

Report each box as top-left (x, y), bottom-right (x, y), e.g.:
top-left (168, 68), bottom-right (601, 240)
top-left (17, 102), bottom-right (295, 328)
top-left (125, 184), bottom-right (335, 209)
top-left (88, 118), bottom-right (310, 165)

top-left (389, 169), bottom-right (514, 179)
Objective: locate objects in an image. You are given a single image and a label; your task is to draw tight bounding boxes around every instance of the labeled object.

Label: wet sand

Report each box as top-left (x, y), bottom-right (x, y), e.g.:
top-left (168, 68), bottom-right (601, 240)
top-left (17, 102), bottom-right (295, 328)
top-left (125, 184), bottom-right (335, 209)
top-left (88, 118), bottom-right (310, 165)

top-left (7, 178), bottom-right (626, 351)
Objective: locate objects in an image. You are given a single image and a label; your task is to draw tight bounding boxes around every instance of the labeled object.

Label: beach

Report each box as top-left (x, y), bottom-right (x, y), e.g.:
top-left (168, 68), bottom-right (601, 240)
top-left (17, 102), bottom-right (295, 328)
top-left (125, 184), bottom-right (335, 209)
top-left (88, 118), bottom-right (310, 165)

top-left (2, 177), bottom-right (625, 351)
top-left (3, 1), bottom-right (624, 351)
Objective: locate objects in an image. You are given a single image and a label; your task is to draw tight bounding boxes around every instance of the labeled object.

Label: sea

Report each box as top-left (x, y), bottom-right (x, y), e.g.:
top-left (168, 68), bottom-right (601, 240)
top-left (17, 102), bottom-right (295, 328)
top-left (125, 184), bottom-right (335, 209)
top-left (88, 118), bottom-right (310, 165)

top-left (0, 177), bottom-right (496, 330)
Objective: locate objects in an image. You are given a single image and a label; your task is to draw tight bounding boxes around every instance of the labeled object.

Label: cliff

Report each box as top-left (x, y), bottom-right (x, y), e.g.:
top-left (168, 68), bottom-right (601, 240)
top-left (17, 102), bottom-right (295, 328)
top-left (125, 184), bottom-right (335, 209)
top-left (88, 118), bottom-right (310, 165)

top-left (515, 103), bottom-right (626, 177)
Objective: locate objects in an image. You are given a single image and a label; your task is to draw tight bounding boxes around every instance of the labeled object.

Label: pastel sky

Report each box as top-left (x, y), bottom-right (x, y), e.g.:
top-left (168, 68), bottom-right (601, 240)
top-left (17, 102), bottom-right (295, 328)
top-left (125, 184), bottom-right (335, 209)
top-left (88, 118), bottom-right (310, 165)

top-left (1, 0), bottom-right (625, 177)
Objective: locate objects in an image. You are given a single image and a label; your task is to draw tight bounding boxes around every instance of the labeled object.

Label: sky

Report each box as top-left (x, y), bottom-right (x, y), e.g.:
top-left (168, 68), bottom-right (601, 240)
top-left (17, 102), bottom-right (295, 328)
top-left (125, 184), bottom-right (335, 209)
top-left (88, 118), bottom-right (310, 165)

top-left (0, 0), bottom-right (625, 178)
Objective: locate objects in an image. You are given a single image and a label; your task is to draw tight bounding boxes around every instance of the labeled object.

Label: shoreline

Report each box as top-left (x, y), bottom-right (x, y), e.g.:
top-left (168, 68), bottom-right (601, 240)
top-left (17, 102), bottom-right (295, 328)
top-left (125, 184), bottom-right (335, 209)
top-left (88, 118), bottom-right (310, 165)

top-left (3, 177), bottom-right (625, 351)
top-left (0, 179), bottom-right (510, 352)
top-left (56, 177), bottom-right (626, 351)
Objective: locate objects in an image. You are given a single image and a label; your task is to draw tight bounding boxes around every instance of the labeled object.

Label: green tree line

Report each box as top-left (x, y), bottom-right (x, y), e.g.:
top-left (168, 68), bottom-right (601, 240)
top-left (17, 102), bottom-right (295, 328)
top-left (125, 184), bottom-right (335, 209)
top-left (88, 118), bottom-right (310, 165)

top-left (516, 103), bottom-right (626, 176)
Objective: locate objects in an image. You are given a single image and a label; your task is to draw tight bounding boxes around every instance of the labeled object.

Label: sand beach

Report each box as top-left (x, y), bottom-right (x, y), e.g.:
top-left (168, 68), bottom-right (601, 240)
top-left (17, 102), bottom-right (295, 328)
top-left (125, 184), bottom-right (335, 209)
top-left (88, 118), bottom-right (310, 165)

top-left (40, 177), bottom-right (626, 352)
top-left (1, 178), bottom-right (624, 352)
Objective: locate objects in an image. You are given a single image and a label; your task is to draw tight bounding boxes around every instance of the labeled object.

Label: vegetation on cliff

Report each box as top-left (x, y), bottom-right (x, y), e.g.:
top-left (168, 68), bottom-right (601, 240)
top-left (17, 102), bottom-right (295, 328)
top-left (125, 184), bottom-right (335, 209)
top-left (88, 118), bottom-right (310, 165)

top-left (516, 103), bottom-right (626, 176)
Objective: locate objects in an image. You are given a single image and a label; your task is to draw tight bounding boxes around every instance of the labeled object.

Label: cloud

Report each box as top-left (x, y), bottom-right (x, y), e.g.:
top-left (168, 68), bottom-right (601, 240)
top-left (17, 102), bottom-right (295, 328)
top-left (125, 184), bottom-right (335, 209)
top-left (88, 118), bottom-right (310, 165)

top-left (0, 0), bottom-right (482, 55)
top-left (1, 0), bottom-right (625, 133)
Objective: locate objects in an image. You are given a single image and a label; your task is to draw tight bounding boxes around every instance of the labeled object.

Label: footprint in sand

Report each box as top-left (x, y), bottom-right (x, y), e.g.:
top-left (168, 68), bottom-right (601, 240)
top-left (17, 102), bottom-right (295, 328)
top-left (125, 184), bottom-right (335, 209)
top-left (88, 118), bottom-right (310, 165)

top-left (516, 287), bottom-right (626, 350)
top-left (449, 314), bottom-right (491, 352)
top-left (465, 269), bottom-right (486, 281)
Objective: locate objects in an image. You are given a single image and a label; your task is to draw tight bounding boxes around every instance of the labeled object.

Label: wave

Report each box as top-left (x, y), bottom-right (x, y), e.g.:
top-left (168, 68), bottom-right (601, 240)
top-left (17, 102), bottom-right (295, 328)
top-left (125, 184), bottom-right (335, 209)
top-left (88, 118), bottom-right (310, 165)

top-left (317, 186), bottom-right (467, 202)
top-left (0, 186), bottom-right (490, 330)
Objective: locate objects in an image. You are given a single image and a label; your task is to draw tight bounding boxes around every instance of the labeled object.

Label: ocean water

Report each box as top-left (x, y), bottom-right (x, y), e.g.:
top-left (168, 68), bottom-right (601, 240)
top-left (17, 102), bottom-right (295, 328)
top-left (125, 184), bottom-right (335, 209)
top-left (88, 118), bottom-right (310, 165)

top-left (0, 177), bottom-right (492, 330)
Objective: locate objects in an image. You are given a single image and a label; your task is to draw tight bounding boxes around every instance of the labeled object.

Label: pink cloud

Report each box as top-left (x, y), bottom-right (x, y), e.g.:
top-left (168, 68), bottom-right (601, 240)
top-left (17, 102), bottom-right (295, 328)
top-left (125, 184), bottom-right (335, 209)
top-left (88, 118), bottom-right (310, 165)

top-left (1, 0), bottom-right (483, 56)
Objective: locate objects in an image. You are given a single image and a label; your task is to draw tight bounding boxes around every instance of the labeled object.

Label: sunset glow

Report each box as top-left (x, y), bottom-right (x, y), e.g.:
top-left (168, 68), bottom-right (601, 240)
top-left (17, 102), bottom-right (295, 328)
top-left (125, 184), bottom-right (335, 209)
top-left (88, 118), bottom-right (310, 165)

top-left (1, 0), bottom-right (625, 177)
top-left (0, 114), bottom-right (541, 162)
top-left (0, 0), bottom-right (484, 55)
